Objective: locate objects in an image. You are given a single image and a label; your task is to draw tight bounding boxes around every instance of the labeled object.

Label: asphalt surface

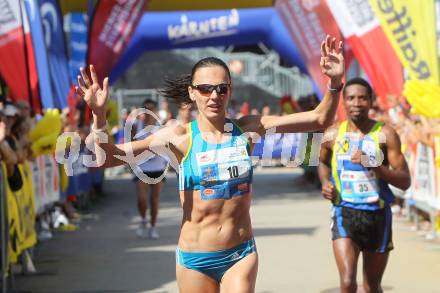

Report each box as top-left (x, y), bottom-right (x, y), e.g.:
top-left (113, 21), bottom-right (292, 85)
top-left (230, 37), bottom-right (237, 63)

top-left (14, 168), bottom-right (440, 293)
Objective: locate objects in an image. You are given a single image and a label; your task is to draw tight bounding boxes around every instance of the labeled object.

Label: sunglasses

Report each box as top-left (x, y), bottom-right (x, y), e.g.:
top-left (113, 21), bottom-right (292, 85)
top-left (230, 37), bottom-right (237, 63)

top-left (191, 83), bottom-right (230, 95)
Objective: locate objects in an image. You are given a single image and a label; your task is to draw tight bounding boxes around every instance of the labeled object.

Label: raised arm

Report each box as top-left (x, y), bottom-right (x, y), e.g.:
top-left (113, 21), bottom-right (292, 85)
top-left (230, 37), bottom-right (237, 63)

top-left (239, 35), bottom-right (345, 135)
top-left (75, 65), bottom-right (182, 168)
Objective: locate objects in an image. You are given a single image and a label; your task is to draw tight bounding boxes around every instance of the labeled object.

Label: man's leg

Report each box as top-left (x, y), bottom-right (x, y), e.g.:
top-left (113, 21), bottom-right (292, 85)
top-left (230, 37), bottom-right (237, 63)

top-left (333, 238), bottom-right (361, 293)
top-left (362, 251), bottom-right (389, 293)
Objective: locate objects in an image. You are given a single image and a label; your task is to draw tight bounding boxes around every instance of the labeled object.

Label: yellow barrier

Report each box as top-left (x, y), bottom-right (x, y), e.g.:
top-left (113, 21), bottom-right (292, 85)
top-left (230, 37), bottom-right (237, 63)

top-left (2, 163), bottom-right (22, 265)
top-left (2, 162), bottom-right (37, 266)
top-left (18, 163), bottom-right (37, 251)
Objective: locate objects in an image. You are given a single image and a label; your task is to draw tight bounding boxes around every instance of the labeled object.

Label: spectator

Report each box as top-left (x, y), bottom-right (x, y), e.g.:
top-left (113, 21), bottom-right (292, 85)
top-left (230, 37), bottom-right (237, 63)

top-left (15, 100), bottom-right (32, 119)
top-left (0, 106), bottom-right (21, 192)
top-left (158, 100), bottom-right (172, 124)
top-left (11, 115), bottom-right (32, 162)
top-left (262, 104), bottom-right (271, 116)
top-left (236, 101), bottom-right (249, 119)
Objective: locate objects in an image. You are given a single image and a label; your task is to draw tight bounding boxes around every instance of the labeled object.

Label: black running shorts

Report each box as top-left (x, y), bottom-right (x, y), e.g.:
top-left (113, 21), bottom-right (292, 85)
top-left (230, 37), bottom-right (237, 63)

top-left (331, 206), bottom-right (393, 253)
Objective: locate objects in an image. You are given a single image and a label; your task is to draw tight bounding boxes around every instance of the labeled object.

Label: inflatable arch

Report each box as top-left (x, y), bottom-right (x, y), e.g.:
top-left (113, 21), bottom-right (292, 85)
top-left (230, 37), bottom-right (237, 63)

top-left (110, 8), bottom-right (309, 84)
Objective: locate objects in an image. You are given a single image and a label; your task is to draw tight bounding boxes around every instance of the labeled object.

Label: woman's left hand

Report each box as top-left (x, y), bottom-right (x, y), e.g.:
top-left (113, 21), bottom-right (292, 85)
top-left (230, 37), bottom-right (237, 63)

top-left (320, 35), bottom-right (344, 84)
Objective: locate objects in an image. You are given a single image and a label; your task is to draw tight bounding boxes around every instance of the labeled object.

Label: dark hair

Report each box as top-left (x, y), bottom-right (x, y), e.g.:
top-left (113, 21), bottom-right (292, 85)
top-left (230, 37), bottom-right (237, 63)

top-left (159, 57), bottom-right (231, 105)
top-left (343, 77), bottom-right (373, 101)
top-left (142, 98), bottom-right (157, 108)
top-left (11, 115), bottom-right (25, 137)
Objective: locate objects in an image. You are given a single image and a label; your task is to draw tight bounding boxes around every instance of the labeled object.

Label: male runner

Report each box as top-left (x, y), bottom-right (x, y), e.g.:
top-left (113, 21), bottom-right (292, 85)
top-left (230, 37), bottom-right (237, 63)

top-left (318, 77), bottom-right (411, 293)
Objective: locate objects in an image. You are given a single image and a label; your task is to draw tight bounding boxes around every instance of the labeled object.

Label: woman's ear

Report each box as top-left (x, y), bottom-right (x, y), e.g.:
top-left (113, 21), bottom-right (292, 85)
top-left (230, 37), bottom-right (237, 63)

top-left (188, 86), bottom-right (196, 102)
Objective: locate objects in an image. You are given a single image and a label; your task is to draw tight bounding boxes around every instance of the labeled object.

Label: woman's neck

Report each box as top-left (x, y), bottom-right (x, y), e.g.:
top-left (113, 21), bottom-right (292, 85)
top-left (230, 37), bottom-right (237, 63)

top-left (197, 114), bottom-right (226, 135)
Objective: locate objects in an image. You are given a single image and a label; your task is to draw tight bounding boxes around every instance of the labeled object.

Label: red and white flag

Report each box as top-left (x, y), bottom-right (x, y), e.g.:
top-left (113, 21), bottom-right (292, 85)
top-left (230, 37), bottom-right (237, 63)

top-left (275, 0), bottom-right (348, 119)
top-left (275, 0), bottom-right (345, 93)
top-left (87, 0), bottom-right (147, 83)
top-left (0, 0), bottom-right (41, 111)
top-left (326, 0), bottom-right (403, 109)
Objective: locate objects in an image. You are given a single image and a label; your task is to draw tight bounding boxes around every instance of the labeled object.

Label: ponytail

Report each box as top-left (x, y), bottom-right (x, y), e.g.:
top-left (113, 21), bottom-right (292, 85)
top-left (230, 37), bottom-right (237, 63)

top-left (159, 74), bottom-right (192, 105)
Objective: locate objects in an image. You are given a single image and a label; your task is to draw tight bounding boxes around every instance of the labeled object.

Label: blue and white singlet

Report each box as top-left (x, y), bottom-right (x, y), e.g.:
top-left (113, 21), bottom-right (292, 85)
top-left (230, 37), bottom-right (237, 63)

top-left (178, 119), bottom-right (253, 200)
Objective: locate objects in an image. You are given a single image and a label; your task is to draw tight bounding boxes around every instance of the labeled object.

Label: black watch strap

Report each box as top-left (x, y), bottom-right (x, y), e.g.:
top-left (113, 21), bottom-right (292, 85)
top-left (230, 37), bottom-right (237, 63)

top-left (327, 82), bottom-right (344, 93)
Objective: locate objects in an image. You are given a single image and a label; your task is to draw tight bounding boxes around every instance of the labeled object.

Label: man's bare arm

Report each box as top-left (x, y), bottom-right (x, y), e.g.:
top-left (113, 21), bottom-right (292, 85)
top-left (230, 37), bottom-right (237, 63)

top-left (372, 125), bottom-right (411, 190)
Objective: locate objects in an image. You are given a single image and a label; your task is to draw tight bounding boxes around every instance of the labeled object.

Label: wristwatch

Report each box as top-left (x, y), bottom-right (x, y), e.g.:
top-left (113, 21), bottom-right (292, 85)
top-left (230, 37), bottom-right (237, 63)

top-left (327, 82), bottom-right (344, 93)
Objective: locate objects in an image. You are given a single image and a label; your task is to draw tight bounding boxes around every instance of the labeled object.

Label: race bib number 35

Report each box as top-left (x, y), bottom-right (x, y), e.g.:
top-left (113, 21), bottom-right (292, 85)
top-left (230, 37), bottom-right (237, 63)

top-left (340, 170), bottom-right (379, 203)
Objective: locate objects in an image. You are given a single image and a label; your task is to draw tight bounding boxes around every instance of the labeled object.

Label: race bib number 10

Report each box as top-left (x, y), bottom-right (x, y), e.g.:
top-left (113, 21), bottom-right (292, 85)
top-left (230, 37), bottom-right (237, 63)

top-left (196, 146), bottom-right (251, 199)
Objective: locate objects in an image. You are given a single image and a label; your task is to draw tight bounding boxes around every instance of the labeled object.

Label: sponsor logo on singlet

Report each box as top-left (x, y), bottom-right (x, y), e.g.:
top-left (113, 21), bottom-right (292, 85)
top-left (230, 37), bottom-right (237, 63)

top-left (199, 153), bottom-right (213, 163)
top-left (203, 189), bottom-right (215, 196)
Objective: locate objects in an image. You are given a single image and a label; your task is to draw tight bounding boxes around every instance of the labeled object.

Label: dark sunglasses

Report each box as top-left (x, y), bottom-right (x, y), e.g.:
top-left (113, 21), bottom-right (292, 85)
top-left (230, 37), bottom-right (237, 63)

top-left (191, 83), bottom-right (230, 95)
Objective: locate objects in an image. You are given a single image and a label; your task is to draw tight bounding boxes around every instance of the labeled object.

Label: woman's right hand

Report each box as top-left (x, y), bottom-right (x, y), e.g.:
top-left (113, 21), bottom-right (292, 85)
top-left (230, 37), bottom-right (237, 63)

top-left (75, 65), bottom-right (109, 117)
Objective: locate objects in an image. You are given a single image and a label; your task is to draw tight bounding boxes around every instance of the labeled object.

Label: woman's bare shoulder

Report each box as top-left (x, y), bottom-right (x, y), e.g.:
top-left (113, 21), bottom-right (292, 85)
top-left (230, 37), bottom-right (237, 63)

top-left (164, 122), bottom-right (192, 149)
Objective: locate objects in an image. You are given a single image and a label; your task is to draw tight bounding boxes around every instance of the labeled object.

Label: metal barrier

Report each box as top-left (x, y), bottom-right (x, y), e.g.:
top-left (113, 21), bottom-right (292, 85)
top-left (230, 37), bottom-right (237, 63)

top-left (393, 142), bottom-right (440, 240)
top-left (113, 89), bottom-right (163, 128)
top-left (173, 47), bottom-right (314, 99)
top-left (114, 89), bottom-right (162, 113)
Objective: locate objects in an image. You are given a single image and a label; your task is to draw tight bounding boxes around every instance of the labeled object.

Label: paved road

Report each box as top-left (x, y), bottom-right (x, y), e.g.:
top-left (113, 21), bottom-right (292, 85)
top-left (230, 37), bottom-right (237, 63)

top-left (15, 168), bottom-right (440, 293)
